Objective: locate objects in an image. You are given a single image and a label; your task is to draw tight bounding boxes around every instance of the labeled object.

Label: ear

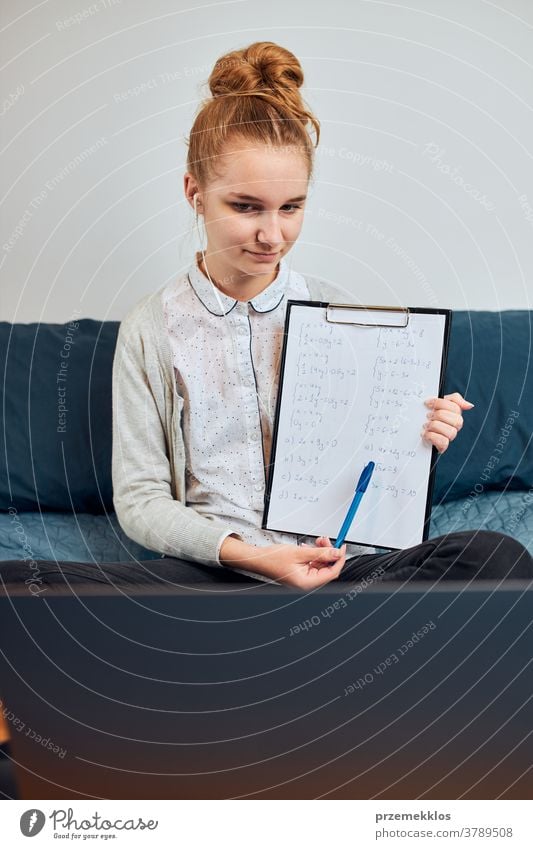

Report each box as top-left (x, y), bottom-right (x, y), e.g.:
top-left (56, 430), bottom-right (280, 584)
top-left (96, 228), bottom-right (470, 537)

top-left (184, 173), bottom-right (201, 211)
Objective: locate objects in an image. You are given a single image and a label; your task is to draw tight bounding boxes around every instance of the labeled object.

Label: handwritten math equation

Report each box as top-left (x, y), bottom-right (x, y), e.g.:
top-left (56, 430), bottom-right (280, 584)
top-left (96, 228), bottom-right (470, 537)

top-left (274, 316), bottom-right (435, 507)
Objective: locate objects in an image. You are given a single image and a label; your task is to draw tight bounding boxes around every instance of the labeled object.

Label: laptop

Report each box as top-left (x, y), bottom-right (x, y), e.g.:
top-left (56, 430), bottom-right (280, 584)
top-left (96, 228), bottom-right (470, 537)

top-left (0, 580), bottom-right (531, 799)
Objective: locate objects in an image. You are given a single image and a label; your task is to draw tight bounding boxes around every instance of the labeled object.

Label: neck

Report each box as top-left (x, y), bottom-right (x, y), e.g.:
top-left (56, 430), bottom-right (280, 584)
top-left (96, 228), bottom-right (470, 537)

top-left (196, 252), bottom-right (280, 301)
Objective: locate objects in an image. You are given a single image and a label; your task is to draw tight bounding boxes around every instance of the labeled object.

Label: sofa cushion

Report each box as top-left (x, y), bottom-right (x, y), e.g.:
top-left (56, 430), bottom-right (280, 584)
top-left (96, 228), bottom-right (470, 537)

top-left (0, 511), bottom-right (159, 562)
top-left (0, 320), bottom-right (119, 512)
top-left (433, 311), bottom-right (533, 502)
top-left (429, 490), bottom-right (533, 556)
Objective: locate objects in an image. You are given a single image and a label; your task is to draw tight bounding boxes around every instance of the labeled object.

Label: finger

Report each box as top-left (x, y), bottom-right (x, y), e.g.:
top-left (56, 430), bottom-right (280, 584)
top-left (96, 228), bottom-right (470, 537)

top-left (421, 424), bottom-right (450, 454)
top-left (308, 553), bottom-right (346, 585)
top-left (301, 539), bottom-right (329, 548)
top-left (424, 418), bottom-right (459, 441)
top-left (444, 392), bottom-right (475, 409)
top-left (327, 550), bottom-right (346, 578)
top-left (424, 434), bottom-right (449, 454)
top-left (425, 394), bottom-right (474, 413)
top-left (425, 409), bottom-right (464, 430)
top-left (315, 536), bottom-right (333, 547)
top-left (426, 398), bottom-right (462, 417)
top-left (305, 546), bottom-right (344, 568)
top-left (312, 544), bottom-right (346, 570)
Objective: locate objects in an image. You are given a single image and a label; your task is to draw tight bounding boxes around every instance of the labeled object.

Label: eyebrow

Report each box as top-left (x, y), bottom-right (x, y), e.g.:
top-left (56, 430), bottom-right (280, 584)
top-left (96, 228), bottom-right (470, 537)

top-left (228, 192), bottom-right (307, 203)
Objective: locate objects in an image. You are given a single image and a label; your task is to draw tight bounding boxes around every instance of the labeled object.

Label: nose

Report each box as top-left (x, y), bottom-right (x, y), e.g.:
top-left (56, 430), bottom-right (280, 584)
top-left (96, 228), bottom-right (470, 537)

top-left (256, 211), bottom-right (283, 248)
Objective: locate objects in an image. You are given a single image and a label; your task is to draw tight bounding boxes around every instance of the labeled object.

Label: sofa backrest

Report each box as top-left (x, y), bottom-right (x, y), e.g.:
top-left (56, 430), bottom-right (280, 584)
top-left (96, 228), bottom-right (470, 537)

top-left (0, 320), bottom-right (119, 513)
top-left (1, 311), bottom-right (531, 514)
top-left (433, 310), bottom-right (532, 502)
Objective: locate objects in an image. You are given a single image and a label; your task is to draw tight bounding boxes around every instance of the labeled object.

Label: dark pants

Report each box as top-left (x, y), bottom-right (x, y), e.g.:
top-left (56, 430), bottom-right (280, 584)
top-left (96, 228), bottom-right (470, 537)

top-left (1, 531), bottom-right (532, 588)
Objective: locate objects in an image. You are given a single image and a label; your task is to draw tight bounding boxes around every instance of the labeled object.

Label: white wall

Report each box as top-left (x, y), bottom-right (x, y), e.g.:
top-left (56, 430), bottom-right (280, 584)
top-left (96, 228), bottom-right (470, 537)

top-left (1, 0), bottom-right (532, 323)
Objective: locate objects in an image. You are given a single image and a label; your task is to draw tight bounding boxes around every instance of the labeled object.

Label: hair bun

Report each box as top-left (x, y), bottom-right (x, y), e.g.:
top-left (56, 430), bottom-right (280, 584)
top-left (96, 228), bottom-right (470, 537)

top-left (187, 40), bottom-right (320, 190)
top-left (208, 41), bottom-right (303, 100)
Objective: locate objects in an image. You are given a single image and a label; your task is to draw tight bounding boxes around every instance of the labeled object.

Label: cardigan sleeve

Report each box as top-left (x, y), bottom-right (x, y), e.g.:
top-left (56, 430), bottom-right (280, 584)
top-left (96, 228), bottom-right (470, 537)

top-left (111, 312), bottom-right (242, 567)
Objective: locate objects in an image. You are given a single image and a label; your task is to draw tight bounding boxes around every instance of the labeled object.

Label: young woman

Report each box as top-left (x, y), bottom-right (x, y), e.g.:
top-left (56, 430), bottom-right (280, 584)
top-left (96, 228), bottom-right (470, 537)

top-left (110, 41), bottom-right (532, 589)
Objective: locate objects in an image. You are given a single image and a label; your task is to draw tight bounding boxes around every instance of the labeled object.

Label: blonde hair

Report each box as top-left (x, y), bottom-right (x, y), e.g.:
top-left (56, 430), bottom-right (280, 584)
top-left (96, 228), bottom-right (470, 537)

top-left (185, 41), bottom-right (320, 189)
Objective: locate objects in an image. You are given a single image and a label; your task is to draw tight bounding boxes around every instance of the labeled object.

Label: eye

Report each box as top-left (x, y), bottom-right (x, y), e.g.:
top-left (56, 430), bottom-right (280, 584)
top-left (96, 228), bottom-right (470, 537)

top-left (231, 203), bottom-right (258, 213)
top-left (231, 203), bottom-right (303, 213)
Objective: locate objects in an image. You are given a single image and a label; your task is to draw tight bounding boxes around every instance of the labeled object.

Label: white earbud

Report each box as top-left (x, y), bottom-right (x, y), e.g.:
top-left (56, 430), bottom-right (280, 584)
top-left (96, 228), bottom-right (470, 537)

top-left (192, 193), bottom-right (229, 318)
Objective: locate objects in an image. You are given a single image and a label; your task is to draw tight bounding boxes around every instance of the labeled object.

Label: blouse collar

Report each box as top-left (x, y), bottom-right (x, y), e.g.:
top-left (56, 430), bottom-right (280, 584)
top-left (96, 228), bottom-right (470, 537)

top-left (187, 252), bottom-right (288, 316)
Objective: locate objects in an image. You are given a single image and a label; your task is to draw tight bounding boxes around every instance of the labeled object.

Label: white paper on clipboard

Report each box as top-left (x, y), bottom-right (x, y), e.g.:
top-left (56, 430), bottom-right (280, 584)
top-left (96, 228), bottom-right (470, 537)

top-left (263, 302), bottom-right (450, 550)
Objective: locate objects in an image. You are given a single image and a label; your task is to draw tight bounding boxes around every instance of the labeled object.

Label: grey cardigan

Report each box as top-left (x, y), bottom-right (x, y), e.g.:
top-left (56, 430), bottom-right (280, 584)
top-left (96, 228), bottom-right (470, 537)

top-left (111, 274), bottom-right (368, 566)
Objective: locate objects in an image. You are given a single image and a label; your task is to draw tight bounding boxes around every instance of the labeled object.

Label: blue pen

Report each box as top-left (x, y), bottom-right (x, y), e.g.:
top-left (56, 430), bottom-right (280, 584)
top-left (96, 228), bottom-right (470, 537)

top-left (333, 461), bottom-right (376, 548)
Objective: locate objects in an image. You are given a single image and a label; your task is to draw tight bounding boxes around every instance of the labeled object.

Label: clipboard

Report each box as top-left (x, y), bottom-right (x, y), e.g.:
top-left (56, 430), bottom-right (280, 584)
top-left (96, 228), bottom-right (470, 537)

top-left (262, 301), bottom-right (452, 551)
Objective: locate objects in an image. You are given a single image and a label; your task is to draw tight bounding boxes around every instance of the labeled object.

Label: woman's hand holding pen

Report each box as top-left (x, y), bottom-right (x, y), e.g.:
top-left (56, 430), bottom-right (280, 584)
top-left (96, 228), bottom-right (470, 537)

top-left (219, 535), bottom-right (346, 588)
top-left (421, 391), bottom-right (475, 455)
top-left (266, 540), bottom-right (347, 588)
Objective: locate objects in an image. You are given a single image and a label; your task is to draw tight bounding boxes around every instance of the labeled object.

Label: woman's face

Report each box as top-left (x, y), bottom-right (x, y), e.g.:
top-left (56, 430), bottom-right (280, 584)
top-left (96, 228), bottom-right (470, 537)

top-left (185, 139), bottom-right (309, 294)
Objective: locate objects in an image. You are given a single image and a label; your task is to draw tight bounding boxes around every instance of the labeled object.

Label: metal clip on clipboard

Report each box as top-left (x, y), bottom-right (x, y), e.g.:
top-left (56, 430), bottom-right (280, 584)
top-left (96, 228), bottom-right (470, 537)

top-left (325, 304), bottom-right (410, 328)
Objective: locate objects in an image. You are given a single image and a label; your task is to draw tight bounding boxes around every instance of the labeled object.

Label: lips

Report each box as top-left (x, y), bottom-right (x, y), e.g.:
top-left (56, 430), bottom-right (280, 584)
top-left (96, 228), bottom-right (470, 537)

top-left (246, 251), bottom-right (279, 258)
